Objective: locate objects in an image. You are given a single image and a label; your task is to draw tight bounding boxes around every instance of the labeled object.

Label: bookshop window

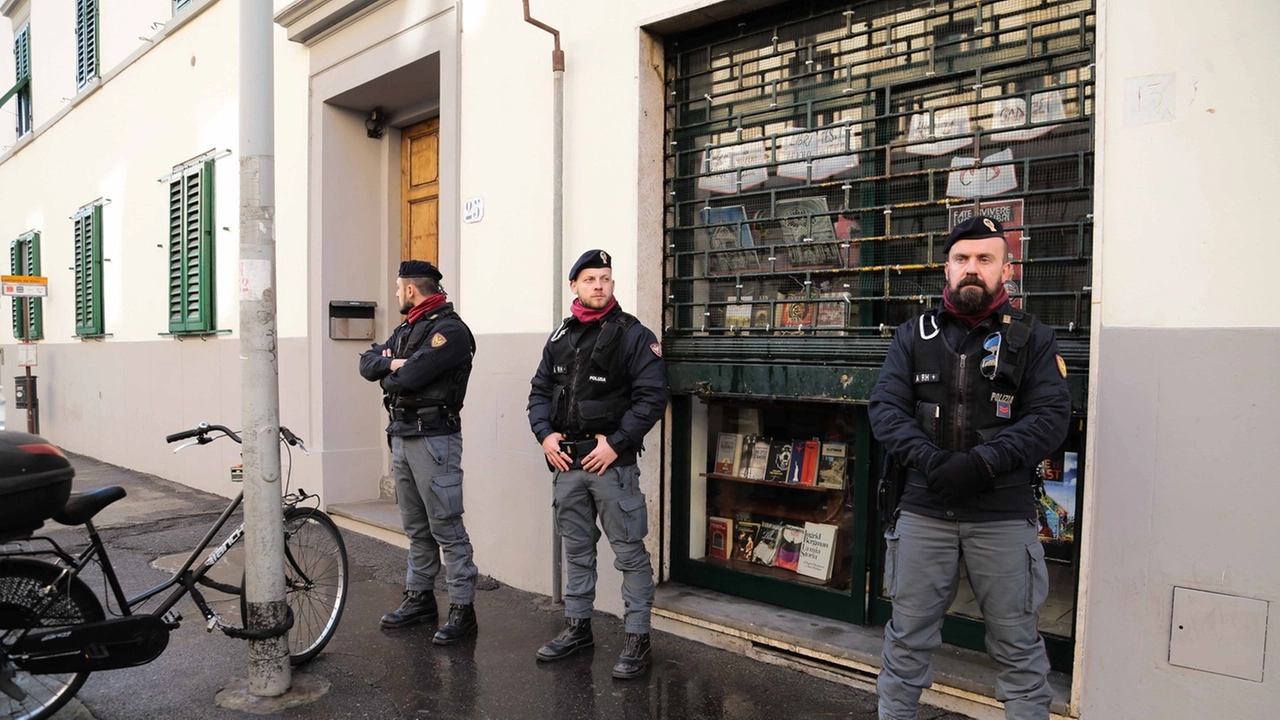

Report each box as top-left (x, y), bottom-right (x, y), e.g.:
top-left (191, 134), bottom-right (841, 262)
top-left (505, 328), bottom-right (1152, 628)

top-left (691, 400), bottom-right (855, 591)
top-left (663, 0), bottom-right (1095, 349)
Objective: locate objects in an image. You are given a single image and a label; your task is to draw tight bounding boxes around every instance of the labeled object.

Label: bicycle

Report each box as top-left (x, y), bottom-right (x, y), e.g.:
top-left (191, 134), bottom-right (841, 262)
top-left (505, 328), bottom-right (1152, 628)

top-left (0, 422), bottom-right (349, 720)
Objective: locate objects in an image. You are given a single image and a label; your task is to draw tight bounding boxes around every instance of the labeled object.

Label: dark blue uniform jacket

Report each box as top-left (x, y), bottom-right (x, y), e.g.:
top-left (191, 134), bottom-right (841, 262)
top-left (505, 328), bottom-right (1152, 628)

top-left (360, 302), bottom-right (473, 437)
top-left (869, 301), bottom-right (1071, 521)
top-left (528, 304), bottom-right (668, 468)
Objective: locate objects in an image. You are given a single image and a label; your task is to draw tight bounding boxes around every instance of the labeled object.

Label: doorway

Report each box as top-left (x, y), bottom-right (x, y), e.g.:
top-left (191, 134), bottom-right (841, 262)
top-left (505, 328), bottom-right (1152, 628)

top-left (401, 117), bottom-right (439, 264)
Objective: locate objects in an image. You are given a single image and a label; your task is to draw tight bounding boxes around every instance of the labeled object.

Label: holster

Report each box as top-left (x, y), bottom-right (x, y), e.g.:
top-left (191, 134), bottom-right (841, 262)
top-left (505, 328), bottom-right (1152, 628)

top-left (877, 455), bottom-right (908, 531)
top-left (547, 437), bottom-right (598, 472)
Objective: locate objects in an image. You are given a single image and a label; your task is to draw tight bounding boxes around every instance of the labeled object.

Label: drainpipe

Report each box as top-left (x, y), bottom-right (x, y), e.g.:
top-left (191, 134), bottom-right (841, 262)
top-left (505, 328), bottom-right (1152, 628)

top-left (523, 0), bottom-right (565, 606)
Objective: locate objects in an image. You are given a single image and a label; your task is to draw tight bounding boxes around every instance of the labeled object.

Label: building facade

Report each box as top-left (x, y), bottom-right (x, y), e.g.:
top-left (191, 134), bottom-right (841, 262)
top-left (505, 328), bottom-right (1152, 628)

top-left (1, 1), bottom-right (1276, 718)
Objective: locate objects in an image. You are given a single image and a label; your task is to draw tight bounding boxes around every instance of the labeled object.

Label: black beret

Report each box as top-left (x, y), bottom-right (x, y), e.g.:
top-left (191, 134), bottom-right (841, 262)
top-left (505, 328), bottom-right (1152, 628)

top-left (943, 216), bottom-right (1005, 254)
top-left (569, 249), bottom-right (612, 281)
top-left (399, 260), bottom-right (442, 281)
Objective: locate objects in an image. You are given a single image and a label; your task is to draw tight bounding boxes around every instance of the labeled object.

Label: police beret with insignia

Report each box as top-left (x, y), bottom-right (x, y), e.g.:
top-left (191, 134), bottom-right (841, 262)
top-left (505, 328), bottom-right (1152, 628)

top-left (943, 216), bottom-right (1006, 254)
top-left (399, 260), bottom-right (443, 282)
top-left (569, 249), bottom-right (612, 281)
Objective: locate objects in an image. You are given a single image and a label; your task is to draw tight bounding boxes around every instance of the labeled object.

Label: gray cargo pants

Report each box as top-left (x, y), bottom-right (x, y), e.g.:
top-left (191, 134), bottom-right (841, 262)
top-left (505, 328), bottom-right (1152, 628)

top-left (391, 433), bottom-right (478, 605)
top-left (553, 464), bottom-right (654, 634)
top-left (878, 511), bottom-right (1052, 720)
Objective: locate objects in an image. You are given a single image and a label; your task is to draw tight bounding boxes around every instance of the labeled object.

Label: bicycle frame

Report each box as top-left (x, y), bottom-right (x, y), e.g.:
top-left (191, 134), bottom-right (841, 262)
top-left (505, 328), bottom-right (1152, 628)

top-left (3, 490), bottom-right (250, 628)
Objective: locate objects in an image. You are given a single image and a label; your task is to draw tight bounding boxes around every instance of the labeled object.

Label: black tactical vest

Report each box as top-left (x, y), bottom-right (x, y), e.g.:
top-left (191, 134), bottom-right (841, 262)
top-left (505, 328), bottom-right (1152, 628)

top-left (910, 309), bottom-right (1036, 488)
top-left (546, 310), bottom-right (639, 436)
top-left (390, 308), bottom-right (475, 412)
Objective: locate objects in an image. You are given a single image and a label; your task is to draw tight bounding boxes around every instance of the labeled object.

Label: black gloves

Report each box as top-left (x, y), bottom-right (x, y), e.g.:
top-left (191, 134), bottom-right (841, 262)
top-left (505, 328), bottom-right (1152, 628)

top-left (927, 450), bottom-right (994, 504)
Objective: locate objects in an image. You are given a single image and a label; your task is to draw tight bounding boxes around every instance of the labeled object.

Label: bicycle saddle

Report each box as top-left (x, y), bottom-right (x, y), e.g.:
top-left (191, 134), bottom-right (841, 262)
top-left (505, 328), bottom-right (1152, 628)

top-left (54, 486), bottom-right (128, 526)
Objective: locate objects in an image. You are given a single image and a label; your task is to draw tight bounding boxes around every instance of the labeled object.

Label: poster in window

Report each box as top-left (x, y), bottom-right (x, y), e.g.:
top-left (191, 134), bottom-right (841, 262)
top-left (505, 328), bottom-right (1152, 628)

top-left (776, 125), bottom-right (860, 180)
top-left (698, 141), bottom-right (769, 194)
top-left (946, 148), bottom-right (1018, 198)
top-left (1036, 451), bottom-right (1077, 563)
top-left (904, 106), bottom-right (974, 156)
top-left (989, 89), bottom-right (1067, 142)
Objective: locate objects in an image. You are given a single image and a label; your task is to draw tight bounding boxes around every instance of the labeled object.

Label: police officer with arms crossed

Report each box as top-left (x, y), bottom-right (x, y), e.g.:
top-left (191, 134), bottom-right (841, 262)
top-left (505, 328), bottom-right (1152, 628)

top-left (360, 260), bottom-right (480, 645)
top-left (870, 217), bottom-right (1071, 720)
top-left (527, 249), bottom-right (668, 679)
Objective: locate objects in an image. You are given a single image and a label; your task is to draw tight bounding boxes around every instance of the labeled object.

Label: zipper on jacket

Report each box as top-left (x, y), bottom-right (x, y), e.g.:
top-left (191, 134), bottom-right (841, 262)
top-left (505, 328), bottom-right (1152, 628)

top-left (955, 353), bottom-right (967, 450)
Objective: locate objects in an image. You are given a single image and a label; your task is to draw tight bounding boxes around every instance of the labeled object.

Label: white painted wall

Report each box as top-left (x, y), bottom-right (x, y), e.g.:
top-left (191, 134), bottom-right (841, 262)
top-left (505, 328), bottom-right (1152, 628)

top-left (1096, 0), bottom-right (1280, 329)
top-left (0, 0), bottom-right (312, 496)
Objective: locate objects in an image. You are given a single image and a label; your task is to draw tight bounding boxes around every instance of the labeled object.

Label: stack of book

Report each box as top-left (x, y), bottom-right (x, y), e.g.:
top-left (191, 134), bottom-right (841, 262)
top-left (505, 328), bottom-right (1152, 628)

top-left (708, 516), bottom-right (839, 582)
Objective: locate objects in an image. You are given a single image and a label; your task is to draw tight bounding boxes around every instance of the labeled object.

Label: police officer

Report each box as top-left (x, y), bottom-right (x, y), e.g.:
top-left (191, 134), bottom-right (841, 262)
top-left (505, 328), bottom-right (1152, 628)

top-left (359, 260), bottom-right (480, 645)
top-left (527, 249), bottom-right (668, 679)
top-left (869, 217), bottom-right (1071, 720)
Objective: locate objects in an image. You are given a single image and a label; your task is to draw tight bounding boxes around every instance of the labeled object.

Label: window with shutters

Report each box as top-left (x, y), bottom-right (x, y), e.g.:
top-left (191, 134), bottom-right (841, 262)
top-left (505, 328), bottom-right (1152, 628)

top-left (75, 0), bottom-right (98, 89)
top-left (3, 23), bottom-right (33, 137)
top-left (167, 161), bottom-right (215, 334)
top-left (10, 232), bottom-right (42, 341)
top-left (73, 204), bottom-right (105, 337)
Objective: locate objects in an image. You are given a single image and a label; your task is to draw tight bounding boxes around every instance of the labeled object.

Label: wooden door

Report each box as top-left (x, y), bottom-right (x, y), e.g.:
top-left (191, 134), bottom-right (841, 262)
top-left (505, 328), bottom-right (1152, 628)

top-left (401, 118), bottom-right (439, 263)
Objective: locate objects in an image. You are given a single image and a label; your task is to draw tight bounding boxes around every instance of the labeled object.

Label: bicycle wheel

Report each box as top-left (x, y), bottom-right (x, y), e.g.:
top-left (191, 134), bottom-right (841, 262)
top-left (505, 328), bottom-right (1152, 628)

top-left (0, 558), bottom-right (105, 720)
top-left (240, 508), bottom-right (348, 665)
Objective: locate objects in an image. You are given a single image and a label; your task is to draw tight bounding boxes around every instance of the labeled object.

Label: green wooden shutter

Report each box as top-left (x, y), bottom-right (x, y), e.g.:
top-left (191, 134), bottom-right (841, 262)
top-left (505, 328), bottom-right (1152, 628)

top-left (12, 24), bottom-right (32, 135)
top-left (10, 232), bottom-right (42, 341)
top-left (75, 0), bottom-right (98, 89)
top-left (168, 161), bottom-right (215, 333)
top-left (74, 206), bottom-right (104, 336)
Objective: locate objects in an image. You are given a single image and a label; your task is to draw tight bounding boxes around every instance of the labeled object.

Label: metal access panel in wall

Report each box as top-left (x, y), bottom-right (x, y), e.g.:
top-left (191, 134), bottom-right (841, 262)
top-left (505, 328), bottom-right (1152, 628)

top-left (663, 0), bottom-right (1095, 371)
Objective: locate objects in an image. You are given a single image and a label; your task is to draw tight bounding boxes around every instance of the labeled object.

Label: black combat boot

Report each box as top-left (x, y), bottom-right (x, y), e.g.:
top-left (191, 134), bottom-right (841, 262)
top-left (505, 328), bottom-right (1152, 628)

top-left (380, 590), bottom-right (438, 629)
top-left (611, 632), bottom-right (651, 679)
top-left (536, 617), bottom-right (594, 661)
top-left (432, 603), bottom-right (478, 645)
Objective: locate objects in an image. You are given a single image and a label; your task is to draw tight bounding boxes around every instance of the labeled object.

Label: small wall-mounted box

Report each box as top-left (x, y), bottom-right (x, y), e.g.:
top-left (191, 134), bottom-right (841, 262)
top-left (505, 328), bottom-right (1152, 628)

top-left (329, 301), bottom-right (376, 340)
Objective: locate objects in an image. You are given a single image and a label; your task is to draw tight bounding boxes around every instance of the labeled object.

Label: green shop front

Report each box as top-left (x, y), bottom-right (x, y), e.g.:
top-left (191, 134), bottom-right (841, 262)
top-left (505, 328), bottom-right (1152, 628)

top-left (659, 0), bottom-right (1094, 673)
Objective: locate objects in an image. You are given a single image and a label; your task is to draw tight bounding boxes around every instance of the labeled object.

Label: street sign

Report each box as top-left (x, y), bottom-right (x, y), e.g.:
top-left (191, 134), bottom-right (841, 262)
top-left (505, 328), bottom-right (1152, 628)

top-left (1, 275), bottom-right (48, 297)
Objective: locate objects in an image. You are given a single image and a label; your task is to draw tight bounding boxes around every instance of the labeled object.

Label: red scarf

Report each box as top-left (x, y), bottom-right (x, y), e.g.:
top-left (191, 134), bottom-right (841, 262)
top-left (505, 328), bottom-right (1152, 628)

top-left (407, 293), bottom-right (447, 324)
top-left (942, 284), bottom-right (1008, 327)
top-left (570, 297), bottom-right (617, 324)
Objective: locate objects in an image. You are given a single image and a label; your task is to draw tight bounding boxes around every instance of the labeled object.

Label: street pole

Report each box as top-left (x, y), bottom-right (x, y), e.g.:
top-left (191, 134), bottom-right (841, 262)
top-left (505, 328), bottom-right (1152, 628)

top-left (239, 0), bottom-right (289, 697)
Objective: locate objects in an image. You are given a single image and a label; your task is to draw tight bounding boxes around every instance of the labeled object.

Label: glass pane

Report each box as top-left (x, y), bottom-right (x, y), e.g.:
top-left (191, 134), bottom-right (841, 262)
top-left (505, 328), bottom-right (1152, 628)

top-left (689, 399), bottom-right (856, 593)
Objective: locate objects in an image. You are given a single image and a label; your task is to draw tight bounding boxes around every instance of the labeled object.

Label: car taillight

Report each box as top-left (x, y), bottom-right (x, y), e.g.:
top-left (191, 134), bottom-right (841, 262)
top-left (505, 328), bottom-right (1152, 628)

top-left (18, 443), bottom-right (66, 458)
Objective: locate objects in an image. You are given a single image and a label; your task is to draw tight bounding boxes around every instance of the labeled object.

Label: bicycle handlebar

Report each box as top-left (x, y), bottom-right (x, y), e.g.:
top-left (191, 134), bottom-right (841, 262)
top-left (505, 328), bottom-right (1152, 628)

top-left (166, 423), bottom-right (304, 448)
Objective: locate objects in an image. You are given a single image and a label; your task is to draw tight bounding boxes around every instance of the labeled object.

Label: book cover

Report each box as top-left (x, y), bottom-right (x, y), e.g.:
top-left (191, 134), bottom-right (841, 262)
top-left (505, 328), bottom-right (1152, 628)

top-left (707, 516), bottom-right (732, 560)
top-left (786, 440), bottom-right (806, 485)
top-left (724, 297), bottom-right (753, 331)
top-left (732, 521), bottom-right (762, 562)
top-left (714, 432), bottom-right (742, 475)
top-left (816, 296), bottom-right (847, 328)
top-left (776, 196), bottom-right (838, 245)
top-left (765, 440), bottom-right (793, 484)
top-left (701, 205), bottom-right (754, 249)
top-left (752, 521), bottom-right (785, 566)
top-left (743, 436), bottom-right (772, 481)
top-left (775, 525), bottom-right (806, 572)
top-left (775, 300), bottom-right (815, 328)
top-left (797, 522), bottom-right (839, 580)
top-left (817, 442), bottom-right (848, 489)
top-left (800, 439), bottom-right (820, 485)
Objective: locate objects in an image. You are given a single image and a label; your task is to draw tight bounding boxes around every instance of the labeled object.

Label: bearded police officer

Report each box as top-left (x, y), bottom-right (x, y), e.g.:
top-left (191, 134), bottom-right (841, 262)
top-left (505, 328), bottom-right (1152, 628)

top-left (527, 249), bottom-right (668, 679)
top-left (360, 260), bottom-right (480, 645)
top-left (870, 217), bottom-right (1071, 720)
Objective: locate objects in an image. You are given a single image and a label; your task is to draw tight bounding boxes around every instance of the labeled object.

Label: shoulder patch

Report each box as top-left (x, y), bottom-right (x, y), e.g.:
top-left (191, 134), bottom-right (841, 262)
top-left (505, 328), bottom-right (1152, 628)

top-left (1056, 354), bottom-right (1067, 378)
top-left (650, 342), bottom-right (662, 358)
top-left (430, 332), bottom-right (448, 349)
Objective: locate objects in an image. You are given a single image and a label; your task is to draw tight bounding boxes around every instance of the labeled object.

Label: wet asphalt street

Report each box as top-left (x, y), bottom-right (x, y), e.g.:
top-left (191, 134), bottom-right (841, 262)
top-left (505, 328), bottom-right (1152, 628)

top-left (28, 454), bottom-right (974, 720)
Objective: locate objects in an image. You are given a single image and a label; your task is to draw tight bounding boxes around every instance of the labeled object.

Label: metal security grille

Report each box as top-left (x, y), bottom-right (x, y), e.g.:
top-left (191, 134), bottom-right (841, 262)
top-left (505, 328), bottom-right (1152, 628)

top-left (663, 0), bottom-right (1094, 366)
